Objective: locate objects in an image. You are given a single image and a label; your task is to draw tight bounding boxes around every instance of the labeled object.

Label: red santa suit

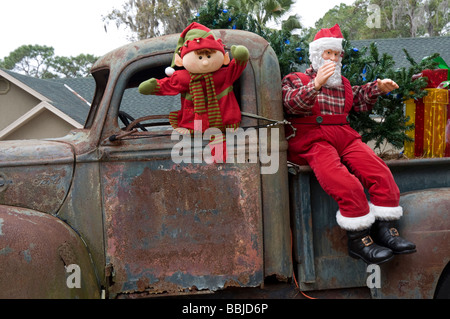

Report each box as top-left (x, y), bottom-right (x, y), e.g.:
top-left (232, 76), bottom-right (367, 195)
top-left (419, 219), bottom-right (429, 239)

top-left (282, 37), bottom-right (403, 231)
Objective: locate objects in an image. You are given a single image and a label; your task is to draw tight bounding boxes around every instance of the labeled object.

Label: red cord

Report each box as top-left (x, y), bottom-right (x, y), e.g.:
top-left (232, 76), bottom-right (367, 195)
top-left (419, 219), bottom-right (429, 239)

top-left (290, 230), bottom-right (317, 300)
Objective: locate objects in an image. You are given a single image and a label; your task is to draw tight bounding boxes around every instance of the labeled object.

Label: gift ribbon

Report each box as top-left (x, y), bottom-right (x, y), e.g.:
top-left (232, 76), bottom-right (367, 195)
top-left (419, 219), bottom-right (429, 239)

top-left (433, 56), bottom-right (450, 87)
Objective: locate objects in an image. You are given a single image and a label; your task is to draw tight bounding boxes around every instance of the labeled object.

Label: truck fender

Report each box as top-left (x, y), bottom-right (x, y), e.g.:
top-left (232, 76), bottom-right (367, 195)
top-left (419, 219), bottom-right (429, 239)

top-left (376, 188), bottom-right (450, 299)
top-left (0, 205), bottom-right (101, 299)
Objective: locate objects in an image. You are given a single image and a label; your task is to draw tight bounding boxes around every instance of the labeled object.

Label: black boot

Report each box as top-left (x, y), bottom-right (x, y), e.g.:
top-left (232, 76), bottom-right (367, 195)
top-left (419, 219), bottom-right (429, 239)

top-left (347, 229), bottom-right (394, 264)
top-left (371, 220), bottom-right (416, 255)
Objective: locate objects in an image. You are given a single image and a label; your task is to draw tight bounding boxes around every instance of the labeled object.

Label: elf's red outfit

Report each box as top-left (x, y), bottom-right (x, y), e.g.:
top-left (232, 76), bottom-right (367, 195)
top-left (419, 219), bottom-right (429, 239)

top-left (282, 68), bottom-right (401, 230)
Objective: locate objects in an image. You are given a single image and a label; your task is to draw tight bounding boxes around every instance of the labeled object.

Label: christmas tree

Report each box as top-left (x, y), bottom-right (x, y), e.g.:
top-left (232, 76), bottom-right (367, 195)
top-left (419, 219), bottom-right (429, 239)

top-left (342, 36), bottom-right (440, 156)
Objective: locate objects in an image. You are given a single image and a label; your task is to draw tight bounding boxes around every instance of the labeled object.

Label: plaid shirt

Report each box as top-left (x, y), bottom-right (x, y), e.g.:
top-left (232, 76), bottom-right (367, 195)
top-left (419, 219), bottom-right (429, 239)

top-left (282, 67), bottom-right (382, 116)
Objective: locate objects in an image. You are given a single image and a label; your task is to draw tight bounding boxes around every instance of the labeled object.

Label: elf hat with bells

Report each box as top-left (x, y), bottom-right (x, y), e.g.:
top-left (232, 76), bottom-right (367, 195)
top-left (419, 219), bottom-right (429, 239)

top-left (165, 22), bottom-right (225, 76)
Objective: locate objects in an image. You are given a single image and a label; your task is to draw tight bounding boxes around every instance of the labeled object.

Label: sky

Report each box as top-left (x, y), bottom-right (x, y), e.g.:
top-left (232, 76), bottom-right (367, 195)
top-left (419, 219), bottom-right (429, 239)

top-left (0, 0), bottom-right (355, 60)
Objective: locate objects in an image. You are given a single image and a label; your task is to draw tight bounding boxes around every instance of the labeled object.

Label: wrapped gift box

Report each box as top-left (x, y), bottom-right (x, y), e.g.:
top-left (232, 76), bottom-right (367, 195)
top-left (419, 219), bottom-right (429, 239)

top-left (422, 69), bottom-right (448, 88)
top-left (446, 103), bottom-right (450, 157)
top-left (423, 88), bottom-right (448, 157)
top-left (404, 88), bottom-right (449, 158)
top-left (404, 98), bottom-right (416, 158)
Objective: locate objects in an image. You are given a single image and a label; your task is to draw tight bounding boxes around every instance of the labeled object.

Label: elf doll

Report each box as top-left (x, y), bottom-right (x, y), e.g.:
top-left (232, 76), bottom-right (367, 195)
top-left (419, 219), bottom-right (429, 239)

top-left (139, 22), bottom-right (249, 162)
top-left (282, 24), bottom-right (416, 264)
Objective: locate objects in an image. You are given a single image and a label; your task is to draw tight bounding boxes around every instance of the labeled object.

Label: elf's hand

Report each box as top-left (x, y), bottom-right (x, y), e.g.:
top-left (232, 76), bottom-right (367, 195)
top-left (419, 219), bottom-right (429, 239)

top-left (231, 45), bottom-right (249, 63)
top-left (139, 78), bottom-right (158, 95)
top-left (376, 79), bottom-right (399, 94)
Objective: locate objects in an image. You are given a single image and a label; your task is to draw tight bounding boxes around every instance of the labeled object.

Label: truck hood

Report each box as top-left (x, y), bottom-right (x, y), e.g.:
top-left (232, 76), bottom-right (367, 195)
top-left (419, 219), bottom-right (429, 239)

top-left (0, 140), bottom-right (74, 215)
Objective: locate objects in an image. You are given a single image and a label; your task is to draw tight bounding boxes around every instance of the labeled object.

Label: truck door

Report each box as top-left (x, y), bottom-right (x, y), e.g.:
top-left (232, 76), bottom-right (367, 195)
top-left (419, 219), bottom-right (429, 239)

top-left (98, 55), bottom-right (264, 297)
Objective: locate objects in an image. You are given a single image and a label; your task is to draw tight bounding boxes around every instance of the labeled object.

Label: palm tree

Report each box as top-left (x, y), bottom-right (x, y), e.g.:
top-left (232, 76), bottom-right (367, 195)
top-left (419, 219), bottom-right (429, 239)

top-left (227, 0), bottom-right (295, 32)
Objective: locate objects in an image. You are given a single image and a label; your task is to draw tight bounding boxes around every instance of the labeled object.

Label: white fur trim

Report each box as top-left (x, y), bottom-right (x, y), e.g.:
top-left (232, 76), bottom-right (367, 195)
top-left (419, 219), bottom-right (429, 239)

top-left (369, 203), bottom-right (403, 221)
top-left (165, 67), bottom-right (175, 76)
top-left (336, 210), bottom-right (375, 231)
top-left (309, 37), bottom-right (343, 53)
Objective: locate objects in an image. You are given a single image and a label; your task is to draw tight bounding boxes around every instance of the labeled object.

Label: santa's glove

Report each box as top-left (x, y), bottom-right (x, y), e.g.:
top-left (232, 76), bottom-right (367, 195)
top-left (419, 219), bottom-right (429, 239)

top-left (139, 78), bottom-right (158, 95)
top-left (231, 45), bottom-right (249, 65)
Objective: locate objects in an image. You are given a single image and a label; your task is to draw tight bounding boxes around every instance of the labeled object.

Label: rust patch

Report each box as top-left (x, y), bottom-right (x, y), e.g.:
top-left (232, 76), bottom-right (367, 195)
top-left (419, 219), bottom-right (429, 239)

top-left (137, 276), bottom-right (150, 292)
top-left (102, 161), bottom-right (264, 296)
top-left (324, 225), bottom-right (348, 254)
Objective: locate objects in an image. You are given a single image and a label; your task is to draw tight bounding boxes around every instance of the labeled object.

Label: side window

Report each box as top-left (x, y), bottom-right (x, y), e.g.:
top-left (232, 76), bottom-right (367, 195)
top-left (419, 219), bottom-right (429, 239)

top-left (117, 65), bottom-right (181, 132)
top-left (109, 52), bottom-right (257, 138)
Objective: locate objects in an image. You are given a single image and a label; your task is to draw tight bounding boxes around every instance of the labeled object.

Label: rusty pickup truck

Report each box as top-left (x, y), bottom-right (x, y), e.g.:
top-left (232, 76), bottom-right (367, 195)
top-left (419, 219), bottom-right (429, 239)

top-left (0, 29), bottom-right (449, 299)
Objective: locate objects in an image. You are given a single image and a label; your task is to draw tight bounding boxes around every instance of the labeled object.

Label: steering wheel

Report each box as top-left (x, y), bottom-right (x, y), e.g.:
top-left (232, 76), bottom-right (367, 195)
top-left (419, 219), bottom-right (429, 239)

top-left (118, 111), bottom-right (148, 132)
top-left (123, 114), bottom-right (171, 132)
top-left (109, 113), bottom-right (172, 142)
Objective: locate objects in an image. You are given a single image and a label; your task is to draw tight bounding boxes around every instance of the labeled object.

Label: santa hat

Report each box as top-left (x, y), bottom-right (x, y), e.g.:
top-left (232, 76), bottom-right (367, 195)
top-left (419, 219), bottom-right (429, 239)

top-left (166, 22), bottom-right (225, 76)
top-left (309, 24), bottom-right (344, 54)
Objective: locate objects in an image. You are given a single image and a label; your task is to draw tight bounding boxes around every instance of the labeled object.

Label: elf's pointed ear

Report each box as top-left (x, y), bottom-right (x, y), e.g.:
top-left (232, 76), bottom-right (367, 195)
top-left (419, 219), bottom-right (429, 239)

top-left (223, 52), bottom-right (230, 66)
top-left (174, 54), bottom-right (184, 67)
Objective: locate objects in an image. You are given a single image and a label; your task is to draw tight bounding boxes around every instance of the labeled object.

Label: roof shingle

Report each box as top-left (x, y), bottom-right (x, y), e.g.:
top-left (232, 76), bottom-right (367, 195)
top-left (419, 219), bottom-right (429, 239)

top-left (350, 36), bottom-right (450, 69)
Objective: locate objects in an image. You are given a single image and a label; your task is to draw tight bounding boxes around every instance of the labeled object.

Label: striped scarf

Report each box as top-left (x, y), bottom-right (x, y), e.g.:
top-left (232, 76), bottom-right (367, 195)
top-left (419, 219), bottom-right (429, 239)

top-left (189, 73), bottom-right (223, 130)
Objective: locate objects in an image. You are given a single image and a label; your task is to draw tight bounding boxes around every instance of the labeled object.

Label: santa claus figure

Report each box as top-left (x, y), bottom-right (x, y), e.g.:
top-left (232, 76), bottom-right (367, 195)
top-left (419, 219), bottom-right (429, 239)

top-left (282, 24), bottom-right (416, 264)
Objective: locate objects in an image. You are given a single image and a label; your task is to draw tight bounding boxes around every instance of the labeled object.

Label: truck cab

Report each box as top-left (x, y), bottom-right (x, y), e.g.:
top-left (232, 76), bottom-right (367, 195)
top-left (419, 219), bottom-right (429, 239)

top-left (0, 29), bottom-right (448, 299)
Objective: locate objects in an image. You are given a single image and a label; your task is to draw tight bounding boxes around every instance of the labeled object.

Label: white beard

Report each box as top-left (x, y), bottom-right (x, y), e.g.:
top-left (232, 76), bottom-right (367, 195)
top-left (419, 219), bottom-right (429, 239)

top-left (311, 54), bottom-right (343, 88)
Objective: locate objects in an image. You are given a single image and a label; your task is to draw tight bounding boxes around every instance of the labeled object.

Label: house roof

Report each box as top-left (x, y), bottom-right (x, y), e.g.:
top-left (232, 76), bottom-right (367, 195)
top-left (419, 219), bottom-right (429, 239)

top-left (1, 68), bottom-right (92, 126)
top-left (349, 36), bottom-right (450, 69)
top-left (1, 69), bottom-right (181, 132)
top-left (118, 88), bottom-right (181, 120)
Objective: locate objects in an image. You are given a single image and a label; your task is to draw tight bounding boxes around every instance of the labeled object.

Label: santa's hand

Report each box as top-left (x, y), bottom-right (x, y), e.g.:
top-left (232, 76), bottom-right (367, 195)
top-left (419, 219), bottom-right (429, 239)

top-left (231, 45), bottom-right (249, 62)
top-left (314, 61), bottom-right (336, 90)
top-left (376, 78), bottom-right (399, 94)
top-left (139, 78), bottom-right (158, 95)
